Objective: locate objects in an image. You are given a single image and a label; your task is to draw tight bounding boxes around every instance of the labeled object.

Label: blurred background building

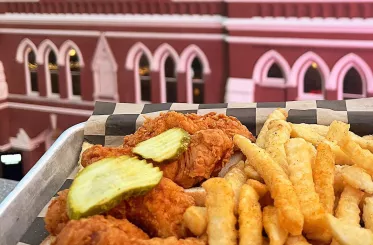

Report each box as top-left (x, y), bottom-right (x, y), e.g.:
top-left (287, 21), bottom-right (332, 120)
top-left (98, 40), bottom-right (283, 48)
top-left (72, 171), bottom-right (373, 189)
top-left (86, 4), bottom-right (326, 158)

top-left (0, 0), bottom-right (372, 179)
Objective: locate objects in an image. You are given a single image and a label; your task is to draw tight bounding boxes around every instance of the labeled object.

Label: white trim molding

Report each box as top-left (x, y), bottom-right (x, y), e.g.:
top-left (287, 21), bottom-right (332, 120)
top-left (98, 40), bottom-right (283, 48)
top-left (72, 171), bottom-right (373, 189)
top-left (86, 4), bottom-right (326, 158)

top-left (36, 39), bottom-right (59, 65)
top-left (0, 14), bottom-right (223, 28)
top-left (16, 38), bottom-right (38, 64)
top-left (226, 36), bottom-right (373, 49)
top-left (289, 51), bottom-right (329, 100)
top-left (224, 0), bottom-right (373, 2)
top-left (0, 143), bottom-right (11, 152)
top-left (225, 77), bottom-right (255, 103)
top-left (252, 50), bottom-right (290, 87)
top-left (5, 102), bottom-right (92, 116)
top-left (10, 128), bottom-right (48, 151)
top-left (225, 17), bottom-right (373, 34)
top-left (0, 61), bottom-right (8, 100)
top-left (91, 35), bottom-right (119, 102)
top-left (58, 40), bottom-right (85, 67)
top-left (328, 53), bottom-right (373, 99)
top-left (8, 93), bottom-right (95, 106)
top-left (152, 44), bottom-right (179, 103)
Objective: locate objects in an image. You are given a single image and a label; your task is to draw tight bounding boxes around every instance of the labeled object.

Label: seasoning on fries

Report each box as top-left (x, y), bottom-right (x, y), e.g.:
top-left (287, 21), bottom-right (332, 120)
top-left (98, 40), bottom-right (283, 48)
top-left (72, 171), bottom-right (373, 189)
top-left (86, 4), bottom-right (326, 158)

top-left (263, 206), bottom-right (288, 245)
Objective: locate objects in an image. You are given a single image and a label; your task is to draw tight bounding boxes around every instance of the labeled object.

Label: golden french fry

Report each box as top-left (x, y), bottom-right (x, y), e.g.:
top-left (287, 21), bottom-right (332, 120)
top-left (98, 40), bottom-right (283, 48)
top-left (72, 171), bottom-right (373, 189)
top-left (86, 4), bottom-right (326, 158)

top-left (246, 179), bottom-right (268, 199)
top-left (285, 138), bottom-right (329, 241)
top-left (234, 134), bottom-right (303, 236)
top-left (313, 142), bottom-right (335, 214)
top-left (326, 214), bottom-right (373, 245)
top-left (334, 165), bottom-right (346, 197)
top-left (244, 161), bottom-right (263, 182)
top-left (202, 178), bottom-right (237, 245)
top-left (290, 123), bottom-right (353, 165)
top-left (256, 108), bottom-right (288, 149)
top-left (341, 166), bottom-right (373, 194)
top-left (339, 134), bottom-right (373, 175)
top-left (183, 206), bottom-right (207, 236)
top-left (364, 197), bottom-right (373, 233)
top-left (238, 184), bottom-right (262, 245)
top-left (326, 121), bottom-right (350, 143)
top-left (335, 185), bottom-right (364, 224)
top-left (349, 132), bottom-right (373, 153)
top-left (264, 119), bottom-right (291, 174)
top-left (285, 235), bottom-right (311, 245)
top-left (219, 154), bottom-right (244, 177)
top-left (184, 187), bottom-right (206, 207)
top-left (364, 135), bottom-right (373, 140)
top-left (224, 164), bottom-right (247, 214)
top-left (263, 206), bottom-right (288, 245)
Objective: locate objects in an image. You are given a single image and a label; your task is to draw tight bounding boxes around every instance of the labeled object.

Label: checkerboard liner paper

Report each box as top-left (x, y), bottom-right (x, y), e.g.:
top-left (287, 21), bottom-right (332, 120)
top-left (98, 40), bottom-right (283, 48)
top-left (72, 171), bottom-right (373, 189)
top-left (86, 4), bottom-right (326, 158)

top-left (19, 98), bottom-right (373, 245)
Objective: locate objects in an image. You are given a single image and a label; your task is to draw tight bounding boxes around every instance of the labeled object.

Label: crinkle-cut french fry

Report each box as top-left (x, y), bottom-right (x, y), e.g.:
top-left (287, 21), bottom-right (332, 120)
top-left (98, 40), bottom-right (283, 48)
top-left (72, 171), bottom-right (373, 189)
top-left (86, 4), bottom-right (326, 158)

top-left (234, 135), bottom-right (303, 236)
top-left (264, 119), bottom-right (291, 174)
top-left (290, 123), bottom-right (353, 165)
top-left (334, 165), bottom-right (346, 197)
top-left (364, 197), bottom-right (373, 233)
top-left (202, 178), bottom-right (237, 245)
top-left (326, 121), bottom-right (350, 143)
top-left (285, 235), bottom-right (311, 245)
top-left (313, 143), bottom-right (335, 214)
top-left (326, 214), bottom-right (373, 245)
top-left (285, 138), bottom-right (329, 242)
top-left (339, 134), bottom-right (373, 175)
top-left (246, 179), bottom-right (268, 199)
top-left (224, 164), bottom-right (247, 214)
top-left (335, 185), bottom-right (364, 224)
top-left (256, 108), bottom-right (288, 149)
top-left (263, 206), bottom-right (288, 245)
top-left (183, 206), bottom-right (207, 236)
top-left (244, 160), bottom-right (263, 182)
top-left (238, 184), bottom-right (262, 245)
top-left (342, 166), bottom-right (373, 194)
top-left (184, 187), bottom-right (206, 207)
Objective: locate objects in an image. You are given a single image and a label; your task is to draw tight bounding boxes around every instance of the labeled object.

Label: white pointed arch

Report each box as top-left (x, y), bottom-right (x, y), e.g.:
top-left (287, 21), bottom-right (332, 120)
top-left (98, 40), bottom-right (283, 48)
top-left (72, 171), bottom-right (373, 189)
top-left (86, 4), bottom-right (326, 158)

top-left (252, 50), bottom-right (290, 87)
top-left (329, 53), bottom-right (373, 99)
top-left (16, 38), bottom-right (38, 64)
top-left (36, 39), bottom-right (59, 65)
top-left (151, 44), bottom-right (179, 103)
top-left (125, 42), bottom-right (153, 71)
top-left (177, 44), bottom-right (211, 74)
top-left (289, 51), bottom-right (329, 100)
top-left (57, 40), bottom-right (85, 67)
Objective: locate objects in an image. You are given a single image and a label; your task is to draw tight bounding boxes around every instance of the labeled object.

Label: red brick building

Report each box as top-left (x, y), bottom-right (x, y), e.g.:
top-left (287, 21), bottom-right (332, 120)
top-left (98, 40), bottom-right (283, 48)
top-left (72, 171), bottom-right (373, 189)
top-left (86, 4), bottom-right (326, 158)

top-left (0, 0), bottom-right (372, 177)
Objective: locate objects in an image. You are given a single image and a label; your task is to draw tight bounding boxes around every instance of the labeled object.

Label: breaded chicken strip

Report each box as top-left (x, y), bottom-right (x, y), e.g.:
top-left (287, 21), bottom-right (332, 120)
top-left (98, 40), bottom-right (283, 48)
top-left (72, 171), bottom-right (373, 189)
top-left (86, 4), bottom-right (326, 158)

top-left (124, 177), bottom-right (195, 238)
top-left (123, 112), bottom-right (255, 148)
top-left (45, 190), bottom-right (70, 235)
top-left (45, 178), bottom-right (194, 238)
top-left (52, 215), bottom-right (205, 245)
top-left (81, 145), bottom-right (133, 168)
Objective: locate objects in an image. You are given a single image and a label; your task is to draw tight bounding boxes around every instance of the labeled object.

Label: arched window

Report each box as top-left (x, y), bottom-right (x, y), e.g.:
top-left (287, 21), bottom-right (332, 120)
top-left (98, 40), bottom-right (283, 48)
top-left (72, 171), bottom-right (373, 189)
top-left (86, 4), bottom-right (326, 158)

top-left (165, 56), bottom-right (177, 103)
top-left (47, 50), bottom-right (59, 96)
top-left (267, 63), bottom-right (284, 78)
top-left (343, 67), bottom-right (364, 99)
top-left (27, 49), bottom-right (38, 93)
top-left (139, 54), bottom-right (151, 102)
top-left (191, 57), bottom-right (204, 103)
top-left (303, 63), bottom-right (323, 95)
top-left (68, 49), bottom-right (81, 97)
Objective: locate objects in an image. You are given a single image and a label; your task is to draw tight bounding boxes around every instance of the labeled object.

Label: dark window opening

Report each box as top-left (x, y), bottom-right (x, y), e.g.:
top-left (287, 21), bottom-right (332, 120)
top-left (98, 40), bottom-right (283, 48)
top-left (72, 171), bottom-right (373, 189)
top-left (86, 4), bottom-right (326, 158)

top-left (165, 56), bottom-right (177, 103)
top-left (48, 51), bottom-right (59, 94)
top-left (343, 67), bottom-right (363, 97)
top-left (139, 54), bottom-right (151, 102)
top-left (0, 151), bottom-right (23, 181)
top-left (304, 65), bottom-right (322, 94)
top-left (191, 57), bottom-right (204, 103)
top-left (267, 63), bottom-right (284, 78)
top-left (69, 49), bottom-right (81, 96)
top-left (27, 50), bottom-right (38, 92)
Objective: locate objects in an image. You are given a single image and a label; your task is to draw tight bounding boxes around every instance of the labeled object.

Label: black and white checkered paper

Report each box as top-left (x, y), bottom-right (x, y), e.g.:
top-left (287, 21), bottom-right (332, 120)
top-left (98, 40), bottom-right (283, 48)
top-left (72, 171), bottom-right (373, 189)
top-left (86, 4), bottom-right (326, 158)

top-left (18, 98), bottom-right (373, 245)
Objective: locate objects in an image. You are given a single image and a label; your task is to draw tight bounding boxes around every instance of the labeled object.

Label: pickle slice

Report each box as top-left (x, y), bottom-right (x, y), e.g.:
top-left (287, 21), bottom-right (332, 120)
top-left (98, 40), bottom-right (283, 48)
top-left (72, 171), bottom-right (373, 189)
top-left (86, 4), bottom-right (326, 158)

top-left (67, 156), bottom-right (163, 220)
top-left (133, 128), bottom-right (190, 162)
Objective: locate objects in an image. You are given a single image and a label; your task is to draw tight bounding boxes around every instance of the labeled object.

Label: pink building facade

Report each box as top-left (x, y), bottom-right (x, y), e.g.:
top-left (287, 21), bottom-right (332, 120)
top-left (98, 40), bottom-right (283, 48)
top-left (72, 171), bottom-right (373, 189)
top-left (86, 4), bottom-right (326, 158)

top-left (0, 0), bottom-right (372, 176)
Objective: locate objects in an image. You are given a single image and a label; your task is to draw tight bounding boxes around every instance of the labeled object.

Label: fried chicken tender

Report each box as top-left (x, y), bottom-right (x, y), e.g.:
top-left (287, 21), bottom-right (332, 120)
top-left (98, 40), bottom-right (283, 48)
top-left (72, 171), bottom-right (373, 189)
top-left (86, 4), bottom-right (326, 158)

top-left (81, 145), bottom-right (133, 167)
top-left (123, 112), bottom-right (255, 148)
top-left (45, 190), bottom-right (70, 235)
top-left (124, 178), bottom-right (195, 238)
top-left (53, 215), bottom-right (205, 245)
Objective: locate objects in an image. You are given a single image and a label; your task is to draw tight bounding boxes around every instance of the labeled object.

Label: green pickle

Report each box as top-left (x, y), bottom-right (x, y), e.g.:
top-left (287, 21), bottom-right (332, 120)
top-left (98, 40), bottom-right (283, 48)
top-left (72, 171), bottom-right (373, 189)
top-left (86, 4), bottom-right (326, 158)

top-left (133, 128), bottom-right (190, 162)
top-left (67, 156), bottom-right (163, 220)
